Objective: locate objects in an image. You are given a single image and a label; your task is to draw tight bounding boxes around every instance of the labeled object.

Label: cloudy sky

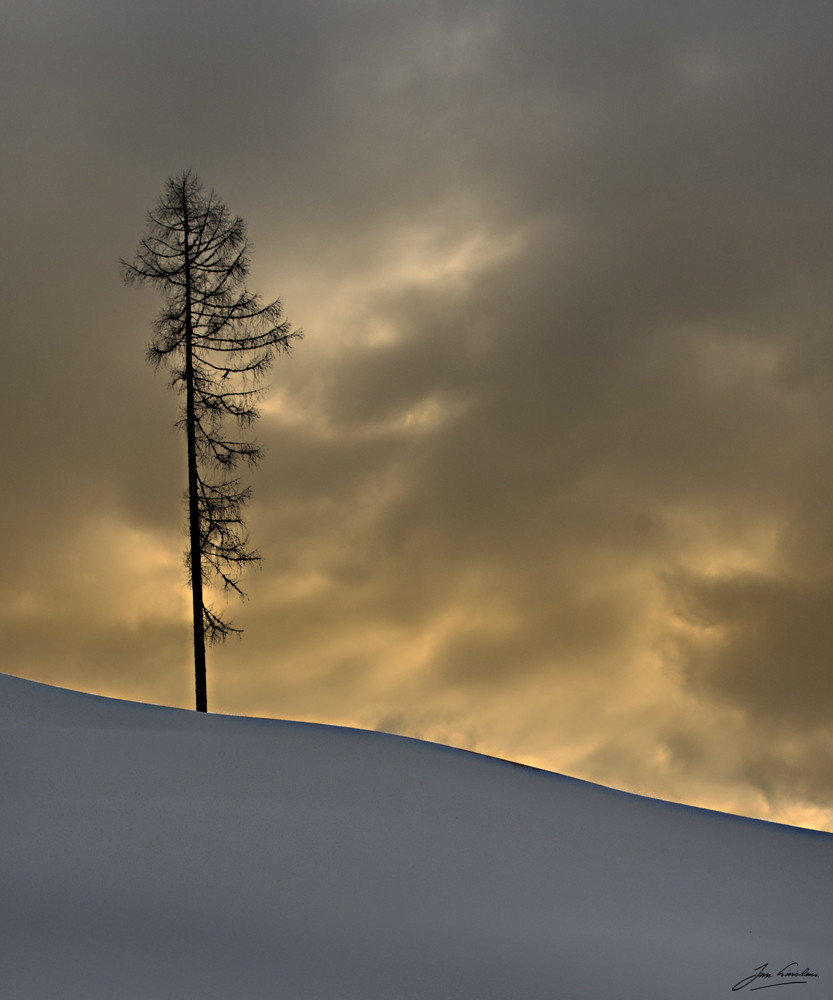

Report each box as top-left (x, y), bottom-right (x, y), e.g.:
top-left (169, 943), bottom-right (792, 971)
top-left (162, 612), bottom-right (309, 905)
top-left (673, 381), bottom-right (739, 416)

top-left (3, 0), bottom-right (833, 830)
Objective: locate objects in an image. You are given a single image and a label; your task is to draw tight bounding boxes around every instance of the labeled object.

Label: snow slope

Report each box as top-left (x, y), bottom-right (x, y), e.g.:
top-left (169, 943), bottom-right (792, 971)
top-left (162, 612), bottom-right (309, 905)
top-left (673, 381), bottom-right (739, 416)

top-left (1, 671), bottom-right (829, 999)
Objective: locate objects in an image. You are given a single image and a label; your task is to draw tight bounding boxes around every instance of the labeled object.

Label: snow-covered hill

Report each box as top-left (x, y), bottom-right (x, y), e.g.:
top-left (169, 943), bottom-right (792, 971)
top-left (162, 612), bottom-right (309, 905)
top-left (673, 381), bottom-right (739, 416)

top-left (1, 671), bottom-right (829, 999)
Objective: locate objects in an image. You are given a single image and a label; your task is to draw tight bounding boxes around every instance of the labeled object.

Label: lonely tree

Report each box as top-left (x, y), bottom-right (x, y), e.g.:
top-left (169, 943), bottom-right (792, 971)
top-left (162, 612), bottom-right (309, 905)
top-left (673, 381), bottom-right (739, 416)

top-left (123, 169), bottom-right (299, 712)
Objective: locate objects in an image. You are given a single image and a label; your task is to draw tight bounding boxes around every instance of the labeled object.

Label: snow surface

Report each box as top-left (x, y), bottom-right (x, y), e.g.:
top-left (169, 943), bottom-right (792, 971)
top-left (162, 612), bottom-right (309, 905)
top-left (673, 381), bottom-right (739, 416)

top-left (1, 672), bottom-right (830, 999)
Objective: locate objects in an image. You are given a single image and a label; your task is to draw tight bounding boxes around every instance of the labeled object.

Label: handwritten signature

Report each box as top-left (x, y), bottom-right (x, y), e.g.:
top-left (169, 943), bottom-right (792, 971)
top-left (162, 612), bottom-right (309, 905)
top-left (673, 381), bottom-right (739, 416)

top-left (733, 962), bottom-right (820, 991)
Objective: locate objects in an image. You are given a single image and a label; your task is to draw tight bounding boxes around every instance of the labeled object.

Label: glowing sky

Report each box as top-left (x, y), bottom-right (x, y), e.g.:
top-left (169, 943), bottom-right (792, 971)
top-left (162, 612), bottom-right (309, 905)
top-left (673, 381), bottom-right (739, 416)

top-left (3, 0), bottom-right (833, 830)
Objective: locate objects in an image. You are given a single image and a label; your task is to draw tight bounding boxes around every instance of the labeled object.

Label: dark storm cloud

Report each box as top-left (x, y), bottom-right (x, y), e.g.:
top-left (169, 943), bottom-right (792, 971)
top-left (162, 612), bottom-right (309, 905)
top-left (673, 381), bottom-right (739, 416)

top-left (3, 0), bottom-right (833, 827)
top-left (670, 571), bottom-right (833, 729)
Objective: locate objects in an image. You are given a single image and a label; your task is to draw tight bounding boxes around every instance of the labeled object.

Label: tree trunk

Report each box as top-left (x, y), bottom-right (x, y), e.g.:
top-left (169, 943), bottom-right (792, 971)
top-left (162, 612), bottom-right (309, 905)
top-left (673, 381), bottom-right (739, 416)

top-left (183, 209), bottom-right (208, 713)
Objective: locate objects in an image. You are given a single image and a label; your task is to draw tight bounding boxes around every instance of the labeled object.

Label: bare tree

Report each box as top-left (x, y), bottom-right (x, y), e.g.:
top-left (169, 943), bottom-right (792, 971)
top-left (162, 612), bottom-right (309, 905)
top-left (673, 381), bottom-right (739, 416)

top-left (123, 169), bottom-right (300, 712)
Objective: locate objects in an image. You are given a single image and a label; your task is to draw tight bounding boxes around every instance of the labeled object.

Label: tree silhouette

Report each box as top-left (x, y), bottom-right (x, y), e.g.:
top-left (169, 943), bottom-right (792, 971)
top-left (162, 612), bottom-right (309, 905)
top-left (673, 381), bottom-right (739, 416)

top-left (123, 169), bottom-right (300, 712)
